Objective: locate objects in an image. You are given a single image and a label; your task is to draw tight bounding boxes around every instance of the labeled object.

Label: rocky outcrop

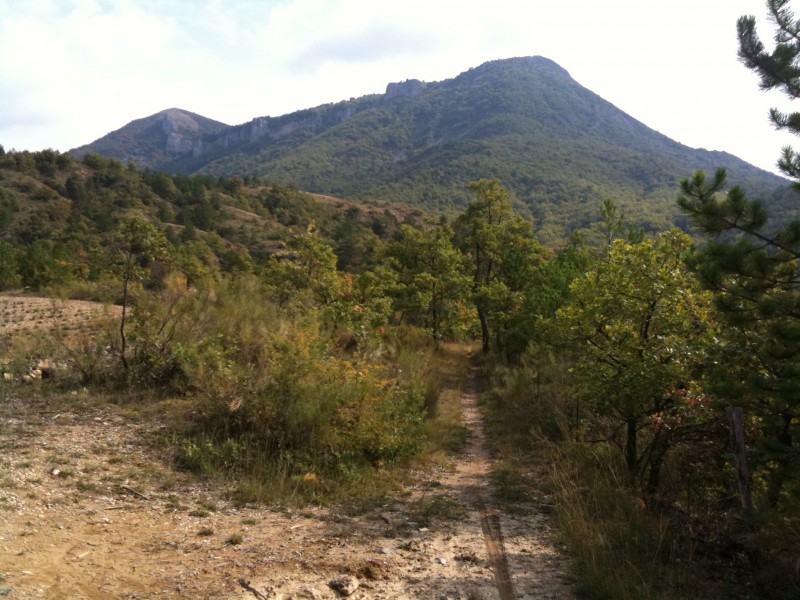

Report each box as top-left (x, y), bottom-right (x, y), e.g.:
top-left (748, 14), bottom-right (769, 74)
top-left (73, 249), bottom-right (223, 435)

top-left (385, 79), bottom-right (427, 99)
top-left (72, 78), bottom-right (423, 170)
top-left (161, 109), bottom-right (206, 153)
top-left (69, 108), bottom-right (229, 169)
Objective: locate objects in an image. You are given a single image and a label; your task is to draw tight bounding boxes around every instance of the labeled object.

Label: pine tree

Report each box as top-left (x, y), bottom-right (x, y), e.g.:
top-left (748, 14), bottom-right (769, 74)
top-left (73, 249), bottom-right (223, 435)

top-left (677, 0), bottom-right (800, 509)
top-left (738, 0), bottom-right (800, 180)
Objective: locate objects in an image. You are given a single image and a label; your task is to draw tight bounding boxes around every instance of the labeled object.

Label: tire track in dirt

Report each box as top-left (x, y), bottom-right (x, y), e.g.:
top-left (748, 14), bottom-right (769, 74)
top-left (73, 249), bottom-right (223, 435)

top-left (479, 507), bottom-right (515, 599)
top-left (459, 366), bottom-right (569, 600)
top-left (452, 367), bottom-right (516, 599)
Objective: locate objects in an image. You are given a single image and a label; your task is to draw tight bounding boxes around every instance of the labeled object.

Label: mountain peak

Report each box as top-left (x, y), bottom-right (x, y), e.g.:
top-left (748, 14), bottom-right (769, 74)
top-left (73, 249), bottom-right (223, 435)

top-left (71, 108), bottom-right (229, 166)
top-left (156, 108), bottom-right (227, 130)
top-left (69, 56), bottom-right (788, 241)
top-left (465, 56), bottom-right (572, 78)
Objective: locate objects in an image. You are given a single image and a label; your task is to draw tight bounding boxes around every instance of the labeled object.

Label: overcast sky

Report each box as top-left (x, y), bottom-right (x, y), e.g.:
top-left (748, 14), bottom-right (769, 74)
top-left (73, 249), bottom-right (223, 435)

top-left (1, 0), bottom-right (797, 175)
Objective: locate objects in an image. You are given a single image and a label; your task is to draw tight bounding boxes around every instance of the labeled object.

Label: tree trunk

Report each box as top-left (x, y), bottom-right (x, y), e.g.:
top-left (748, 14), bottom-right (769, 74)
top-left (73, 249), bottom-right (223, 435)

top-left (766, 412), bottom-right (793, 509)
top-left (477, 305), bottom-right (490, 353)
top-left (430, 284), bottom-right (443, 347)
top-left (625, 418), bottom-right (638, 476)
top-left (645, 441), bottom-right (667, 497)
top-left (119, 272), bottom-right (130, 370)
top-left (727, 406), bottom-right (753, 516)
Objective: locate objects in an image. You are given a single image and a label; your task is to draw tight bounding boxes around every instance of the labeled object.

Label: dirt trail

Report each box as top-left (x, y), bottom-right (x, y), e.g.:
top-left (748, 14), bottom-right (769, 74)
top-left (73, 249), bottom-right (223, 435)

top-left (0, 369), bottom-right (574, 599)
top-left (416, 367), bottom-right (574, 600)
top-left (449, 368), bottom-right (516, 598)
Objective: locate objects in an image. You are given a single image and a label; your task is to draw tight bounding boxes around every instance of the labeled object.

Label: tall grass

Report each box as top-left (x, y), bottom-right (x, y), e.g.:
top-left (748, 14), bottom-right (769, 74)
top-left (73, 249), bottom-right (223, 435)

top-left (478, 351), bottom-right (730, 599)
top-left (549, 442), bottom-right (700, 599)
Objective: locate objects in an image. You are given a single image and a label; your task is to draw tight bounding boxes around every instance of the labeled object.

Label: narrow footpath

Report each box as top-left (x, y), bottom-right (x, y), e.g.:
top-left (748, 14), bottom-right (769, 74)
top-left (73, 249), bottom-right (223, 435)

top-left (235, 365), bottom-right (575, 599)
top-left (427, 366), bottom-right (575, 599)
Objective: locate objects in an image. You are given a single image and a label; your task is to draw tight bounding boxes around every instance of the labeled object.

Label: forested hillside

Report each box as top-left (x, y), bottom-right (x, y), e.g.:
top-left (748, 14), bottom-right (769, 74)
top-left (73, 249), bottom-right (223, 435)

top-left (0, 147), bottom-right (424, 292)
top-left (72, 56), bottom-right (795, 242)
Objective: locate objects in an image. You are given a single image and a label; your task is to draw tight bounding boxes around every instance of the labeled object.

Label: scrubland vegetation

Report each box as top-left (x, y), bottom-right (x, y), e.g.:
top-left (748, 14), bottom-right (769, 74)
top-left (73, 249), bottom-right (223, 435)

top-left (1, 147), bottom-right (797, 596)
top-left (3, 3), bottom-right (800, 598)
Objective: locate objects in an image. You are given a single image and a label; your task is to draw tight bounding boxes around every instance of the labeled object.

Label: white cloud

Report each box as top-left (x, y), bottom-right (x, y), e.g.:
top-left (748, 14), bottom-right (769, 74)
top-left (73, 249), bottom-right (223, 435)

top-left (292, 23), bottom-right (438, 70)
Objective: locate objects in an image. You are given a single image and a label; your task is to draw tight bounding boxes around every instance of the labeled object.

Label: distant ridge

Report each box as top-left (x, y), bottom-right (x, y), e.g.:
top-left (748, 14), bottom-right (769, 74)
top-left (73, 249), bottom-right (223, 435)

top-left (71, 56), bottom-right (792, 240)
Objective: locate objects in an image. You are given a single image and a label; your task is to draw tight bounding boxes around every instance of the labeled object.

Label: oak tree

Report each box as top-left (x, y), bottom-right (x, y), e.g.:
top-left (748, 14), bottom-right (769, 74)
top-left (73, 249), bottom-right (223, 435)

top-left (557, 230), bottom-right (717, 492)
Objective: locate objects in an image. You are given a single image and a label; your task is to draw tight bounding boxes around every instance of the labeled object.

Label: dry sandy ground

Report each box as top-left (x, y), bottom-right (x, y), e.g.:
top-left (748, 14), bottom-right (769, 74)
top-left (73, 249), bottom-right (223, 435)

top-left (0, 372), bottom-right (574, 599)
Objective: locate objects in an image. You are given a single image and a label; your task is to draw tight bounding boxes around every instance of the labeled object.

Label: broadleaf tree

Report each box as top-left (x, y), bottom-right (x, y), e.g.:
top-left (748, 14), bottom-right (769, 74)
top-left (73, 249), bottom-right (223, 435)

top-left (557, 230), bottom-right (718, 493)
top-left (383, 223), bottom-right (471, 343)
top-left (454, 179), bottom-right (544, 357)
top-left (110, 218), bottom-right (169, 370)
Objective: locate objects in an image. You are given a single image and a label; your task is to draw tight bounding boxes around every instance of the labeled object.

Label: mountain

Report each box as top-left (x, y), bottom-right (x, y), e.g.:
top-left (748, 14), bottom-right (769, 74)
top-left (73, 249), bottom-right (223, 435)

top-left (73, 108), bottom-right (230, 170)
top-left (71, 57), bottom-right (793, 242)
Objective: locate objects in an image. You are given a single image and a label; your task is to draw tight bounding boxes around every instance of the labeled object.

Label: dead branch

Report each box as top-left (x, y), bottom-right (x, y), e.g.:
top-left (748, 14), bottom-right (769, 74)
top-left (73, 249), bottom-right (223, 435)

top-left (237, 578), bottom-right (269, 600)
top-left (121, 485), bottom-right (150, 500)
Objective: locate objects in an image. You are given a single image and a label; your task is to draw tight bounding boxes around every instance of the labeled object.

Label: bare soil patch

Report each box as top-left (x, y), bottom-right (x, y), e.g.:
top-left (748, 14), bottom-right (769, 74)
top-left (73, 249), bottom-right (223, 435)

top-left (0, 295), bottom-right (121, 339)
top-left (0, 368), bottom-right (573, 599)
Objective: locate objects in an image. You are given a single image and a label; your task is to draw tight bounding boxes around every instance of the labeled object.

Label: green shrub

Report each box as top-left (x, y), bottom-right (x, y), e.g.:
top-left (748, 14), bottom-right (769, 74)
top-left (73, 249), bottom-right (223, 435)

top-left (135, 277), bottom-right (433, 501)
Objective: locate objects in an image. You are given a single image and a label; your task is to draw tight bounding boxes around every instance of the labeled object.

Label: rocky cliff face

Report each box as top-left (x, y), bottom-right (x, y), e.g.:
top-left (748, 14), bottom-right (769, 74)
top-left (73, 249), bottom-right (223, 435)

top-left (71, 80), bottom-right (422, 170)
top-left (385, 79), bottom-right (427, 99)
top-left (161, 109), bottom-right (205, 154)
top-left (183, 102), bottom-right (372, 163)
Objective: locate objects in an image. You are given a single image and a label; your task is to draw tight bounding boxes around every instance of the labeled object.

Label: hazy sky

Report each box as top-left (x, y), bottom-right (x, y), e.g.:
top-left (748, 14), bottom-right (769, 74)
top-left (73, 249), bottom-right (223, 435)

top-left (1, 0), bottom-right (797, 175)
